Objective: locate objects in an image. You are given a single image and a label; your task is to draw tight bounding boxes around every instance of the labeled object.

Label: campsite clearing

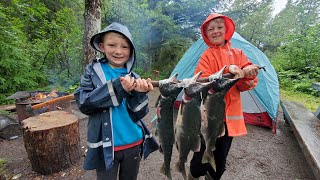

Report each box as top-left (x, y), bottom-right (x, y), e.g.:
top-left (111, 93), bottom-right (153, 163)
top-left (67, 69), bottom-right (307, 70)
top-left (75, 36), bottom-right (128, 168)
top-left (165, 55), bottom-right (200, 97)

top-left (0, 88), bottom-right (317, 180)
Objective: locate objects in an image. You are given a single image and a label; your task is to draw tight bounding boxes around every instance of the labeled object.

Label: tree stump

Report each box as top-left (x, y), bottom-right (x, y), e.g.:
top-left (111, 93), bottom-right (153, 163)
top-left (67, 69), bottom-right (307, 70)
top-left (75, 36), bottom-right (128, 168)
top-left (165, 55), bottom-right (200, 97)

top-left (22, 111), bottom-right (81, 175)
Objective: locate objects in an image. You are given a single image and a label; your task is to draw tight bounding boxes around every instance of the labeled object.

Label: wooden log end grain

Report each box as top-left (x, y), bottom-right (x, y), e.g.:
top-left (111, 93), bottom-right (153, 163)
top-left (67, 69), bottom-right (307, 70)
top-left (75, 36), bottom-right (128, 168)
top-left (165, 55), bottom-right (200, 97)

top-left (21, 111), bottom-right (81, 175)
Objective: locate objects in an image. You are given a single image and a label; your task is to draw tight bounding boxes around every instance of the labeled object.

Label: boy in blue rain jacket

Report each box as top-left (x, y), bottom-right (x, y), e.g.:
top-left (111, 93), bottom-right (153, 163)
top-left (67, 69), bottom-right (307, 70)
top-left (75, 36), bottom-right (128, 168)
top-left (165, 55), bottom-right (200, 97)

top-left (74, 22), bottom-right (159, 180)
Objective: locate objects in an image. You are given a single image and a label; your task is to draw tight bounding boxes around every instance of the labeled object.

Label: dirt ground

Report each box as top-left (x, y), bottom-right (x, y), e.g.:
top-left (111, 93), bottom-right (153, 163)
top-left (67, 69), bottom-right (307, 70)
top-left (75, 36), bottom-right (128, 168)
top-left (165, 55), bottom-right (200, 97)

top-left (0, 88), bottom-right (316, 180)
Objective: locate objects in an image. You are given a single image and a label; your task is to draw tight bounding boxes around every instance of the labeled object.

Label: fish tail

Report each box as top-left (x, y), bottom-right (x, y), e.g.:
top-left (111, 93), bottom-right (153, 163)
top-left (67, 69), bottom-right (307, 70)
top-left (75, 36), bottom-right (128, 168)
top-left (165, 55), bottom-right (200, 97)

top-left (175, 161), bottom-right (187, 179)
top-left (160, 163), bottom-right (172, 180)
top-left (201, 151), bottom-right (217, 171)
top-left (201, 152), bottom-right (209, 164)
top-left (161, 144), bottom-right (174, 179)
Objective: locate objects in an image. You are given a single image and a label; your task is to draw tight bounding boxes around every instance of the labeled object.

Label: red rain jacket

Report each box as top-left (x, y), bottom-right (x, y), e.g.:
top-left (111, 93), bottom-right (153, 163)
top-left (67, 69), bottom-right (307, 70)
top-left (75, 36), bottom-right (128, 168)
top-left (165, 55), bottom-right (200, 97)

top-left (195, 13), bottom-right (258, 136)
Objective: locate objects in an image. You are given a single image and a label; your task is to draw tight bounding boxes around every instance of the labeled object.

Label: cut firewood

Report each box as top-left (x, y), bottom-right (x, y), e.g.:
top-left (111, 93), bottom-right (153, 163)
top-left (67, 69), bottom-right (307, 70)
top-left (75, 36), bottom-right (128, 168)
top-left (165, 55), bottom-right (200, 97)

top-left (0, 104), bottom-right (16, 111)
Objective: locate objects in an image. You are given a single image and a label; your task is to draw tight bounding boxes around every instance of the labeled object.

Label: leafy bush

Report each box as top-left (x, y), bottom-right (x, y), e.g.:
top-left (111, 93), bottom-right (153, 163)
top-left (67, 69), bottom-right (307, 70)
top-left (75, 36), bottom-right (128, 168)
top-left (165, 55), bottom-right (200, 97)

top-left (270, 24), bottom-right (319, 97)
top-left (133, 68), bottom-right (154, 79)
top-left (277, 70), bottom-right (319, 96)
top-left (0, 159), bottom-right (5, 175)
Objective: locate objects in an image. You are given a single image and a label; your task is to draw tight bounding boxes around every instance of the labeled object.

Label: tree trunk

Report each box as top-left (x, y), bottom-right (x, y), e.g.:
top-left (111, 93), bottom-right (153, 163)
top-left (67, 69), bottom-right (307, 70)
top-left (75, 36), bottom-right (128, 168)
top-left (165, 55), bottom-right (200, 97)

top-left (22, 111), bottom-right (80, 175)
top-left (83, 0), bottom-right (102, 67)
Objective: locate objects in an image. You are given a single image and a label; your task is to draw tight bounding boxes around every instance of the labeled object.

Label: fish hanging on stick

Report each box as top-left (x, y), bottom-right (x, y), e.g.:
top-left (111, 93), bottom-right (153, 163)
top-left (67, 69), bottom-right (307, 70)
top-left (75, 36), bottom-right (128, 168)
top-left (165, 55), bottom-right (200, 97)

top-left (200, 73), bottom-right (239, 171)
top-left (174, 69), bottom-right (225, 179)
top-left (156, 74), bottom-right (183, 180)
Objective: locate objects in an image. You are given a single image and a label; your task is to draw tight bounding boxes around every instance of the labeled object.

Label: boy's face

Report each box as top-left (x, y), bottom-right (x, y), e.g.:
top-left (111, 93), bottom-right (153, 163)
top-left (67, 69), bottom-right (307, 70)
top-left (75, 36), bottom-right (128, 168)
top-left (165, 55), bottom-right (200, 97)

top-left (99, 32), bottom-right (131, 68)
top-left (205, 18), bottom-right (226, 46)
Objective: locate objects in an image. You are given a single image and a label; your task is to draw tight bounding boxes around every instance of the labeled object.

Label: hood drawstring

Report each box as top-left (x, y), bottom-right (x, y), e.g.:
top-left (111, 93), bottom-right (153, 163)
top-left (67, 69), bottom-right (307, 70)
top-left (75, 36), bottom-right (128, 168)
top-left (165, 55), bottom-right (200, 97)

top-left (227, 43), bottom-right (233, 56)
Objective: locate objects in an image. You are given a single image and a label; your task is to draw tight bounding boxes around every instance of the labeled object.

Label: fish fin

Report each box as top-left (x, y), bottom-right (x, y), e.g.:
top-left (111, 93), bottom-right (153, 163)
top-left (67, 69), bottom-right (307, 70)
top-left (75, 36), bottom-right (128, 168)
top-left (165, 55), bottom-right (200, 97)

top-left (201, 153), bottom-right (209, 164)
top-left (155, 95), bottom-right (161, 107)
top-left (180, 102), bottom-right (184, 115)
top-left (193, 136), bottom-right (201, 152)
top-left (175, 141), bottom-right (179, 152)
top-left (154, 128), bottom-right (158, 136)
top-left (201, 90), bottom-right (208, 104)
top-left (175, 161), bottom-right (187, 179)
top-left (217, 126), bottom-right (226, 138)
top-left (159, 145), bottom-right (163, 154)
top-left (156, 106), bottom-right (161, 119)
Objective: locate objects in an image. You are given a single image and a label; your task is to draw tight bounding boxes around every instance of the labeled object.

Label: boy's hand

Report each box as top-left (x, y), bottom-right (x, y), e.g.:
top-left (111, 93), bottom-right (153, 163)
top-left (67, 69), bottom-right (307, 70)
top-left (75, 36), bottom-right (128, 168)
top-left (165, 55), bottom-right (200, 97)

top-left (134, 78), bottom-right (154, 92)
top-left (229, 65), bottom-right (244, 78)
top-left (120, 75), bottom-right (135, 92)
top-left (242, 64), bottom-right (259, 77)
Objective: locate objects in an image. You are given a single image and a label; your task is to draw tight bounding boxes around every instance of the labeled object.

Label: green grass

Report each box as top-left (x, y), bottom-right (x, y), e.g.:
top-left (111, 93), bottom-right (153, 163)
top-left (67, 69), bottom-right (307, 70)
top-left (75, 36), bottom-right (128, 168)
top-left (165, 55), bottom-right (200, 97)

top-left (0, 158), bottom-right (6, 175)
top-left (0, 110), bottom-right (11, 116)
top-left (280, 89), bottom-right (320, 112)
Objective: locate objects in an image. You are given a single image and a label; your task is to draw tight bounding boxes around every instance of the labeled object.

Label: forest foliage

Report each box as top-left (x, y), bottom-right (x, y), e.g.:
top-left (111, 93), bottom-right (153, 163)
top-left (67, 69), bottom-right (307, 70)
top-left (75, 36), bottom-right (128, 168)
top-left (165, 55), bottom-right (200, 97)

top-left (0, 0), bottom-right (319, 104)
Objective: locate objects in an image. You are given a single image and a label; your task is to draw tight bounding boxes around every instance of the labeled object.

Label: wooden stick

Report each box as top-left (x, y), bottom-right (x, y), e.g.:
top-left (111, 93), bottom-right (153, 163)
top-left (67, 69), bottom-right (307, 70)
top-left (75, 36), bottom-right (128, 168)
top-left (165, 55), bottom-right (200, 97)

top-left (153, 66), bottom-right (266, 85)
top-left (27, 66), bottom-right (266, 112)
top-left (24, 71), bottom-right (235, 112)
top-left (30, 94), bottom-right (75, 111)
top-left (150, 73), bottom-right (235, 86)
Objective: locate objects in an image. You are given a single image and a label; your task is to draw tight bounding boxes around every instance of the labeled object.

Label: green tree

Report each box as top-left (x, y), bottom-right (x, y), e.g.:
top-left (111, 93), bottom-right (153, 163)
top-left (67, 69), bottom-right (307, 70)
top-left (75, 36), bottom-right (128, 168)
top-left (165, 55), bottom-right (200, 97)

top-left (224, 0), bottom-right (273, 50)
top-left (267, 0), bottom-right (319, 53)
top-left (274, 24), bottom-right (320, 72)
top-left (26, 0), bottom-right (84, 90)
top-left (0, 2), bottom-right (45, 104)
top-left (102, 0), bottom-right (219, 75)
top-left (271, 24), bottom-right (319, 94)
top-left (0, 0), bottom-right (84, 105)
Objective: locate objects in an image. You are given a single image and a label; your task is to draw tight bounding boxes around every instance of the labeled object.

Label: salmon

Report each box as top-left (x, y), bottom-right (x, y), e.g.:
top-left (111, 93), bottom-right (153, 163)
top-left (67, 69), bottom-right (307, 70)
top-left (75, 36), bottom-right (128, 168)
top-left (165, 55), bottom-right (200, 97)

top-left (156, 74), bottom-right (183, 180)
top-left (200, 76), bottom-right (239, 171)
top-left (174, 69), bottom-right (226, 179)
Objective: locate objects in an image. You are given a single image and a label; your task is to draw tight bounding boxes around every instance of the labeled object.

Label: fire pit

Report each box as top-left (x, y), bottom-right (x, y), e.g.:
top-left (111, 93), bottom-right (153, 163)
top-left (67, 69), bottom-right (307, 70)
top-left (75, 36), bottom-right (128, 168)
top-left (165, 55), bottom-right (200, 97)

top-left (7, 91), bottom-right (71, 123)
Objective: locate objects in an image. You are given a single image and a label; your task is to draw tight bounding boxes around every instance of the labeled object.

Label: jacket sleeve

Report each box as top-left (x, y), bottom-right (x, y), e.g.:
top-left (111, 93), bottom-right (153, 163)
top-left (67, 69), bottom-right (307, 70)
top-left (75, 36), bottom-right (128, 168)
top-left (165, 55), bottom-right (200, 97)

top-left (126, 92), bottom-right (149, 122)
top-left (235, 51), bottom-right (258, 92)
top-left (126, 72), bottom-right (149, 122)
top-left (74, 63), bottom-right (130, 115)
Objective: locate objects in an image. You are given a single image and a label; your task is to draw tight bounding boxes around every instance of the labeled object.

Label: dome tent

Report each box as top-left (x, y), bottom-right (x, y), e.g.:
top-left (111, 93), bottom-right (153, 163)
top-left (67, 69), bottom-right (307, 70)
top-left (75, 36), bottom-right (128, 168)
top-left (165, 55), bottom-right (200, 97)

top-left (170, 32), bottom-right (280, 129)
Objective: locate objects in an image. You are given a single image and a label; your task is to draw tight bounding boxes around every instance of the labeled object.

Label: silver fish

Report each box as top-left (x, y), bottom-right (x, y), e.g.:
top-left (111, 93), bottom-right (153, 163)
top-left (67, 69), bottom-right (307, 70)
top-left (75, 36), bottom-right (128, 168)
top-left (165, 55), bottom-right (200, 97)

top-left (201, 76), bottom-right (239, 170)
top-left (156, 73), bottom-right (183, 180)
top-left (174, 70), bottom-right (225, 179)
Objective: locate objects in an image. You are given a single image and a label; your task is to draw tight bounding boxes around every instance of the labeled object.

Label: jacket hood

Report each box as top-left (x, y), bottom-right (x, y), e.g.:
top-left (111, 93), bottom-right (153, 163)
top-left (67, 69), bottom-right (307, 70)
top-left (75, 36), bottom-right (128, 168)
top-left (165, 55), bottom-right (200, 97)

top-left (200, 13), bottom-right (235, 47)
top-left (90, 22), bottom-right (135, 73)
